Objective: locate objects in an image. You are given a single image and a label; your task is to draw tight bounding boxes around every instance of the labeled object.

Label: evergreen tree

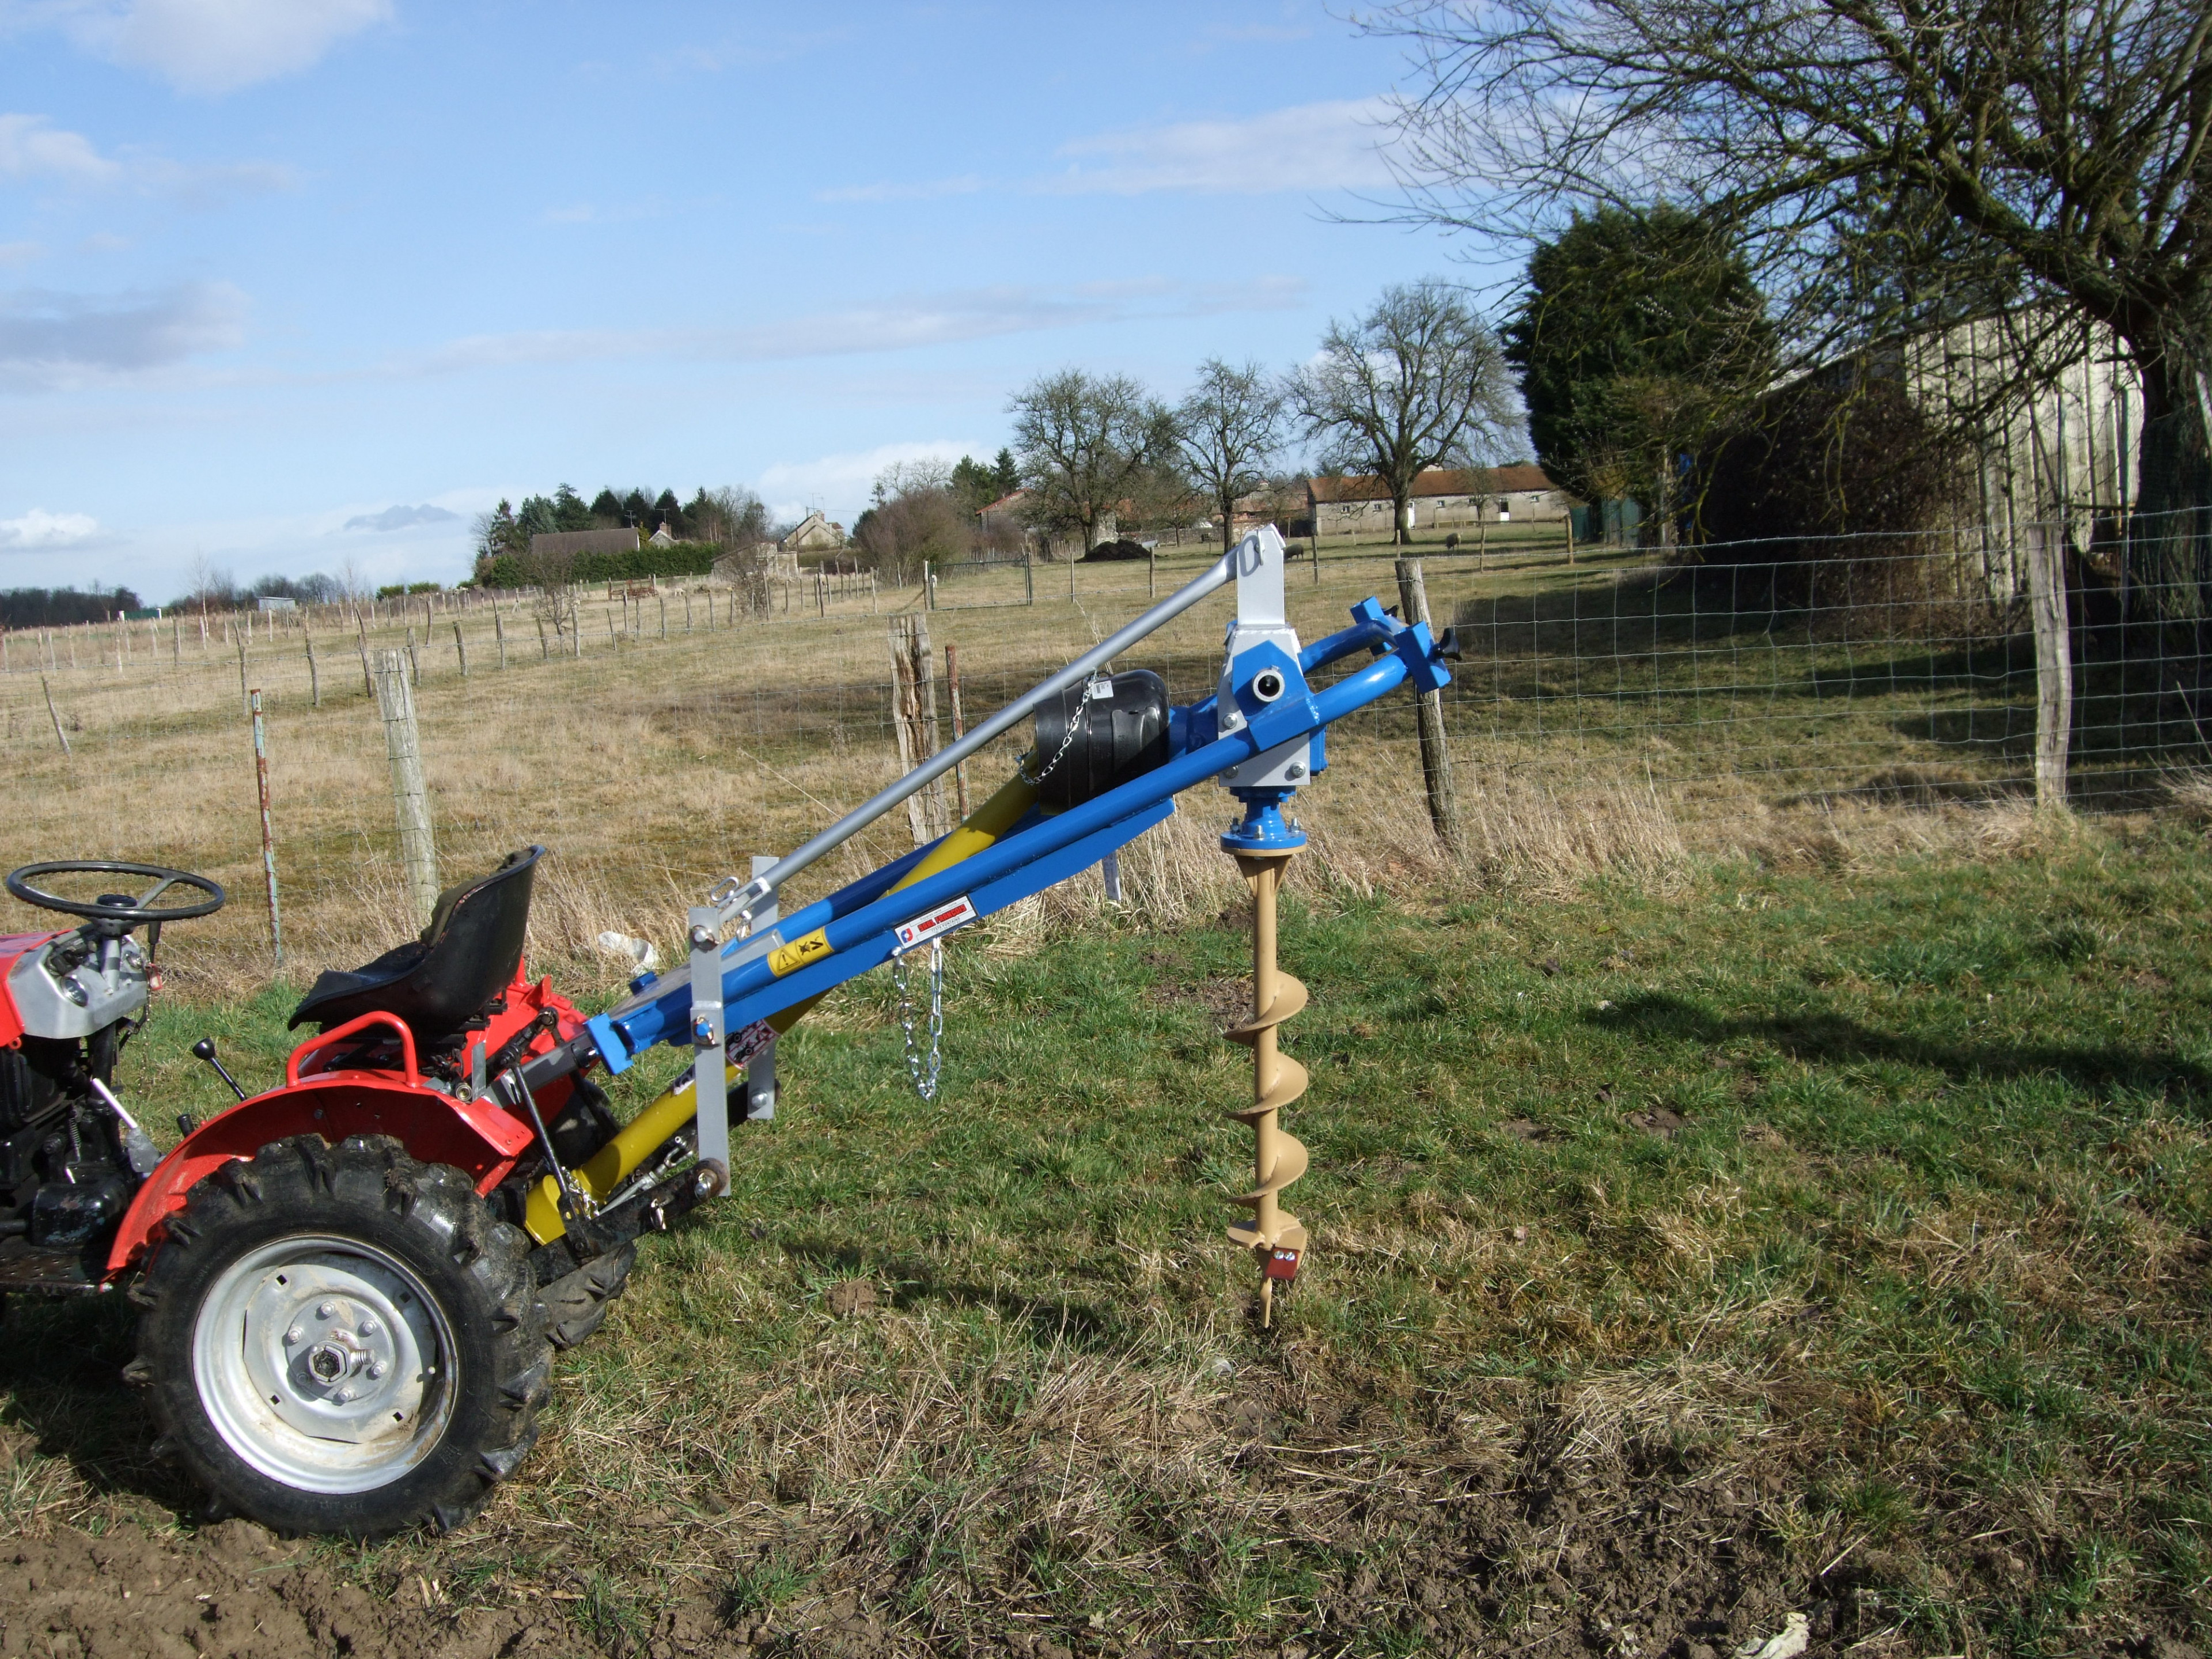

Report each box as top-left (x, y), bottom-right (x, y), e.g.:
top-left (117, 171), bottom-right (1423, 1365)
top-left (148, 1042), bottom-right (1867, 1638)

top-left (1502, 207), bottom-right (1773, 537)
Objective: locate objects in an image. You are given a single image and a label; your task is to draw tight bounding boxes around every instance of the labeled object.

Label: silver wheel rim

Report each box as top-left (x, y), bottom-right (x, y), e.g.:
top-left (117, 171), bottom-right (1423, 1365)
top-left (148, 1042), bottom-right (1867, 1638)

top-left (191, 1233), bottom-right (457, 1495)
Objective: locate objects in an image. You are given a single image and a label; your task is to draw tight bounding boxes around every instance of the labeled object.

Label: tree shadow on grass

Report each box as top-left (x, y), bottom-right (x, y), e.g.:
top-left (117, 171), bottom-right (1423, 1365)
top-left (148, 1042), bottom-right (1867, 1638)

top-left (1585, 992), bottom-right (2212, 1112)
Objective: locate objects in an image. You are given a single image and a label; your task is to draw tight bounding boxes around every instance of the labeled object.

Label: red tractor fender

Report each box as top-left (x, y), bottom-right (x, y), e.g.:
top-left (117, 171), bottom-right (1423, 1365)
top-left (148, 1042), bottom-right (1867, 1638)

top-left (105, 1009), bottom-right (540, 1278)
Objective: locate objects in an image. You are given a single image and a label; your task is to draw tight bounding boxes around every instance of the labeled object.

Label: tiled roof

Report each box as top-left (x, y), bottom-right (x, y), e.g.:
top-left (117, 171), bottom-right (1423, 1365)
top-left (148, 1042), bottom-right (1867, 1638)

top-left (1307, 465), bottom-right (1562, 503)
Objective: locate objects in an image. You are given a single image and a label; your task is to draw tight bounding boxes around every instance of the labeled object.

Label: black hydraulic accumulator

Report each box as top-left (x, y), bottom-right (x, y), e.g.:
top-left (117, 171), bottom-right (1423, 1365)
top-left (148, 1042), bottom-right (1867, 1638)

top-left (1031, 669), bottom-right (1173, 809)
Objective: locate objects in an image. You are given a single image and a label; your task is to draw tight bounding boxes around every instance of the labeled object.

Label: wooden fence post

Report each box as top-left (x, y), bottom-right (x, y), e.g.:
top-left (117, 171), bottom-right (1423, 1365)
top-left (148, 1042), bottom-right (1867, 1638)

top-left (357, 618), bottom-right (372, 696)
top-left (452, 621), bottom-right (468, 679)
top-left (945, 642), bottom-right (971, 820)
top-left (40, 675), bottom-right (69, 755)
top-left (1395, 558), bottom-right (1464, 857)
top-left (249, 688), bottom-right (283, 971)
top-left (536, 616), bottom-right (548, 660)
top-left (372, 649), bottom-right (440, 928)
top-left (236, 637), bottom-right (249, 718)
top-left (494, 611), bottom-right (506, 669)
top-left (2025, 520), bottom-right (2073, 812)
top-left (405, 626), bottom-right (421, 686)
top-left (887, 615), bottom-right (949, 843)
top-left (305, 635), bottom-right (320, 707)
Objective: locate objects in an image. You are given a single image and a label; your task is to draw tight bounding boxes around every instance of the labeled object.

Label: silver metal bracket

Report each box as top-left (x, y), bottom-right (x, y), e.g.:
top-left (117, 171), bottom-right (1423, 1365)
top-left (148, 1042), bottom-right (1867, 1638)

top-left (1215, 526), bottom-right (1312, 789)
top-left (688, 900), bottom-right (728, 1167)
top-left (744, 854), bottom-right (778, 1122)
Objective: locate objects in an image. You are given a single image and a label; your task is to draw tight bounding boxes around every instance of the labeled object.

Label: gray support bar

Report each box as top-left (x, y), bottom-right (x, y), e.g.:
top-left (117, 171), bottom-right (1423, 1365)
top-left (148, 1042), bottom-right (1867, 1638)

top-left (717, 533), bottom-right (1264, 923)
top-left (688, 903), bottom-right (728, 1166)
top-left (744, 854), bottom-right (779, 1121)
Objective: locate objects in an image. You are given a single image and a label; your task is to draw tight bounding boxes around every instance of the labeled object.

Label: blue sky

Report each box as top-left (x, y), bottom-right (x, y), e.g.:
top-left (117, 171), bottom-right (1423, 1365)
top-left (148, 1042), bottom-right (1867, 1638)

top-left (0, 1), bottom-right (1506, 602)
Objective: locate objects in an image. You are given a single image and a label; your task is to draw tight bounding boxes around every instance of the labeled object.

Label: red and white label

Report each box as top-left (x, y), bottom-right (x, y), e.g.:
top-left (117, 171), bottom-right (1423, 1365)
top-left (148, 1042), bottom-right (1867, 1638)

top-left (892, 893), bottom-right (978, 956)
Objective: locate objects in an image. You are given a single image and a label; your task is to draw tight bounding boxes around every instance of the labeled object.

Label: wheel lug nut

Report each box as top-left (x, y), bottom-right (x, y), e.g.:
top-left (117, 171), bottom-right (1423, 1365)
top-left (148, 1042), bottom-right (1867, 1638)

top-left (358, 1316), bottom-right (378, 1336)
top-left (334, 1386), bottom-right (354, 1403)
top-left (366, 1361), bottom-right (386, 1380)
top-left (316, 1302), bottom-right (335, 1319)
top-left (285, 1327), bottom-right (303, 1344)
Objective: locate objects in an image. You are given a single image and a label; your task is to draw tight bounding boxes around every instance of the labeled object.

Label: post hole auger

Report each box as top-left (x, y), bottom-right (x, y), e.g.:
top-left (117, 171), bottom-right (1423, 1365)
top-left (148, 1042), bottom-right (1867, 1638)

top-left (20, 524), bottom-right (1455, 1539)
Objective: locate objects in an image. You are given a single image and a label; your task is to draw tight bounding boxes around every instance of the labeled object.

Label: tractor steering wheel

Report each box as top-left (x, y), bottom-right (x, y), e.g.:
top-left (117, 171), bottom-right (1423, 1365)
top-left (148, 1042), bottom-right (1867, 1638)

top-left (5, 860), bottom-right (227, 925)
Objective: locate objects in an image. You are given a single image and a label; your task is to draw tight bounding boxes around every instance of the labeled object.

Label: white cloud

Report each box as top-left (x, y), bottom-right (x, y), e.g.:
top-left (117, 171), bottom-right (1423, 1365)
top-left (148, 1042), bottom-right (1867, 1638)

top-left (823, 100), bottom-right (1398, 203)
top-left (756, 441), bottom-right (979, 527)
top-left (0, 113), bottom-right (122, 184)
top-left (342, 502), bottom-right (459, 533)
top-left (0, 506), bottom-right (99, 548)
top-left (414, 278), bottom-right (1304, 376)
top-left (0, 112), bottom-right (296, 199)
top-left (0, 279), bottom-right (247, 389)
top-left (0, 241), bottom-right (42, 266)
top-left (1040, 99), bottom-right (1398, 195)
top-left (18, 0), bottom-right (391, 96)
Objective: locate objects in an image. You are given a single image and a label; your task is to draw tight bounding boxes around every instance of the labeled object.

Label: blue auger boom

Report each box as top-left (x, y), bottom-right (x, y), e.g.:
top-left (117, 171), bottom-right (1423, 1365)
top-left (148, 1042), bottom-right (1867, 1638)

top-left (516, 525), bottom-right (1455, 1305)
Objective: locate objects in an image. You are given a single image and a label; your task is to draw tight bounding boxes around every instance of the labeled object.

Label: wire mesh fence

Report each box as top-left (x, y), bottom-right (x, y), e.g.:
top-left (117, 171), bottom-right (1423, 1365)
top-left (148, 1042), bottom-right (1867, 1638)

top-left (4, 508), bottom-right (2205, 924)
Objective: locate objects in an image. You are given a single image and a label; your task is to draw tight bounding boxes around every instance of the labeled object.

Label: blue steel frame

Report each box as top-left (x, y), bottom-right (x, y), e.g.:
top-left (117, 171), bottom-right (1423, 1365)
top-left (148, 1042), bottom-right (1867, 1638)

top-left (582, 597), bottom-right (1450, 1077)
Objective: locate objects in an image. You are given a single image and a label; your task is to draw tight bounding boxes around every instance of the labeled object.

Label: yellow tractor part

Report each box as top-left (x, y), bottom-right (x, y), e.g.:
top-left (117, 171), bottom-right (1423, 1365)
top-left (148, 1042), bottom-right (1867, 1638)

top-left (1223, 847), bottom-right (1308, 1327)
top-left (524, 772), bottom-right (1039, 1243)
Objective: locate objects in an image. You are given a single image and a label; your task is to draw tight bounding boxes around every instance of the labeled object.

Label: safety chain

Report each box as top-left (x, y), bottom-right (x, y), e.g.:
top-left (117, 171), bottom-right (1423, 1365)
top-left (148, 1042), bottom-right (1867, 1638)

top-left (895, 938), bottom-right (944, 1101)
top-left (1018, 675), bottom-right (1105, 789)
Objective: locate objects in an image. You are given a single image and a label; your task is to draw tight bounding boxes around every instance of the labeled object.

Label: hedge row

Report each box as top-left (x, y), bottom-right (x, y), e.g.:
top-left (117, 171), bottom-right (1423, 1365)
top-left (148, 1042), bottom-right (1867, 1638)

top-left (475, 541), bottom-right (726, 589)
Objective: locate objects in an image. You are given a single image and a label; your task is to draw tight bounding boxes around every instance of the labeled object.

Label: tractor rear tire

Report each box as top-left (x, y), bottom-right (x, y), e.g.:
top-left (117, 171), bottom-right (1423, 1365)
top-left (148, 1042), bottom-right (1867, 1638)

top-left (131, 1134), bottom-right (551, 1537)
top-left (538, 1241), bottom-right (635, 1350)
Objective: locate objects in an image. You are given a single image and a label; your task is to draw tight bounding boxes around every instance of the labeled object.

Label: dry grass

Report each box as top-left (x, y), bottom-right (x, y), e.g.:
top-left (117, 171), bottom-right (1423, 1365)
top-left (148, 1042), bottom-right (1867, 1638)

top-left (0, 550), bottom-right (2086, 998)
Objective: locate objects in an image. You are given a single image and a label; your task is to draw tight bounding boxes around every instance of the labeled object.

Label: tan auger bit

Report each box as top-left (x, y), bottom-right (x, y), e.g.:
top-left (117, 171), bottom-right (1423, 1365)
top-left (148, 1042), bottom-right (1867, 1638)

top-left (1225, 847), bottom-right (1309, 1327)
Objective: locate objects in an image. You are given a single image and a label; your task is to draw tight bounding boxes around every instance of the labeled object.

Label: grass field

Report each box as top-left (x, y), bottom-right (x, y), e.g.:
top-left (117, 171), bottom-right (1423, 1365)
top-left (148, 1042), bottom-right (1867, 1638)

top-left (2, 541), bottom-right (2209, 1657)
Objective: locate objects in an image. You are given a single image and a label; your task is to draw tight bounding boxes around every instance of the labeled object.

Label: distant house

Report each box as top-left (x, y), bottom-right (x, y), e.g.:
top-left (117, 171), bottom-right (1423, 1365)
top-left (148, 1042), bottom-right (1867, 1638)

top-left (979, 490), bottom-right (1029, 544)
top-left (779, 512), bottom-right (845, 552)
top-left (1306, 466), bottom-right (1575, 539)
top-left (529, 528), bottom-right (639, 560)
top-left (975, 489), bottom-right (1122, 558)
top-left (647, 523), bottom-right (676, 548)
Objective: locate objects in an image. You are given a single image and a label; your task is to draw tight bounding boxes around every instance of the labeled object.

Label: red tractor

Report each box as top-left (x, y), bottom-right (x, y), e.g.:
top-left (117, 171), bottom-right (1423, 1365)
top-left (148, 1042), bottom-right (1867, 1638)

top-left (0, 851), bottom-right (643, 1536)
top-left (0, 533), bottom-right (1457, 1537)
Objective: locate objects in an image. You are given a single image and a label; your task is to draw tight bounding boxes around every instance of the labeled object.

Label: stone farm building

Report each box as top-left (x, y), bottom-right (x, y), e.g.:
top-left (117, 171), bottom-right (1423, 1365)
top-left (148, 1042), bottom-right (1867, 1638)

top-left (1306, 467), bottom-right (1573, 540)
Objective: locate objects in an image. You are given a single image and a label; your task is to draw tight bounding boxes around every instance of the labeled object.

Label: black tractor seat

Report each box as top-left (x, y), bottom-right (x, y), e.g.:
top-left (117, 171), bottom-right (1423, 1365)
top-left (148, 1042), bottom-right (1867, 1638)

top-left (289, 847), bottom-right (544, 1041)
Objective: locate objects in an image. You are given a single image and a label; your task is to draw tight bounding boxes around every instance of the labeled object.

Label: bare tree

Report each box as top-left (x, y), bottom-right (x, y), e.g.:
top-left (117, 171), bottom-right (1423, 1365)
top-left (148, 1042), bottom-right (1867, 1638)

top-left (1291, 280), bottom-right (1517, 545)
top-left (697, 486), bottom-right (771, 548)
top-left (853, 462), bottom-right (972, 582)
top-left (1009, 370), bottom-right (1180, 556)
top-left (1371, 0), bottom-right (2212, 620)
top-left (1179, 359), bottom-right (1288, 554)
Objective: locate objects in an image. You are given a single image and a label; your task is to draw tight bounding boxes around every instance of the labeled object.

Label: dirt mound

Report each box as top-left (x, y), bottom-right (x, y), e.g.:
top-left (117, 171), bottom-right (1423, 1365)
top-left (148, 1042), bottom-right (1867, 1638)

top-left (0, 1518), bottom-right (573, 1659)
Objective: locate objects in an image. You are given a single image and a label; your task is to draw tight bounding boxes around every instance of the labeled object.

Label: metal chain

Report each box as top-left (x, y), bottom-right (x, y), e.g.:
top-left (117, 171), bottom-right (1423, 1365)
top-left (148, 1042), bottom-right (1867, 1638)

top-left (896, 938), bottom-right (944, 1101)
top-left (1018, 675), bottom-right (1105, 789)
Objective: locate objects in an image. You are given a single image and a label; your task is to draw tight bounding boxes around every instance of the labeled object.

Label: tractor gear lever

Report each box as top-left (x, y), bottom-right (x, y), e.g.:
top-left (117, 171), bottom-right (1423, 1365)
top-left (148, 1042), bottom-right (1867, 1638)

top-left (191, 1038), bottom-right (247, 1102)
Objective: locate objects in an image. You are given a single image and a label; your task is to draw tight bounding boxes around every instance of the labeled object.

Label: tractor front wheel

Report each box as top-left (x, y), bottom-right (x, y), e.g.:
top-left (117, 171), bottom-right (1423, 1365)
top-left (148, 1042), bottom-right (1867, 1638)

top-left (131, 1135), bottom-right (551, 1536)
